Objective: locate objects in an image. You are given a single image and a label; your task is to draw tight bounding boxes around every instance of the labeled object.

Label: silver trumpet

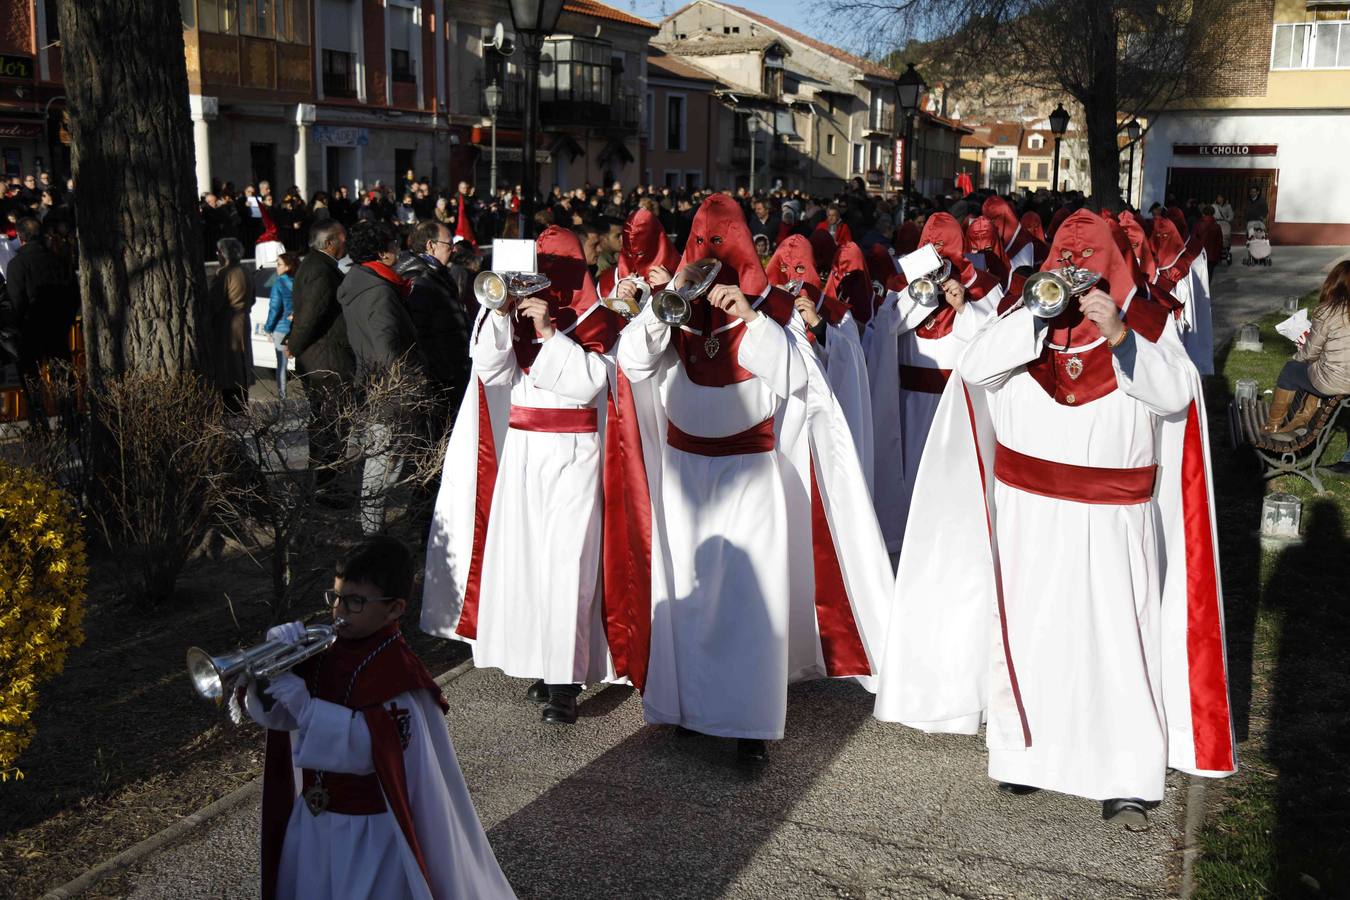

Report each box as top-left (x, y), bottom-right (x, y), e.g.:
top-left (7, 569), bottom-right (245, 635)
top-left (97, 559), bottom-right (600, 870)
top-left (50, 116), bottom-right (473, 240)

top-left (600, 274), bottom-right (654, 320)
top-left (907, 257), bottom-right (953, 306)
top-left (651, 258), bottom-right (722, 327)
top-left (783, 278), bottom-right (805, 298)
top-left (185, 621), bottom-right (345, 703)
top-left (872, 279), bottom-right (887, 302)
top-left (1020, 264), bottom-right (1103, 318)
top-left (472, 270), bottom-right (552, 311)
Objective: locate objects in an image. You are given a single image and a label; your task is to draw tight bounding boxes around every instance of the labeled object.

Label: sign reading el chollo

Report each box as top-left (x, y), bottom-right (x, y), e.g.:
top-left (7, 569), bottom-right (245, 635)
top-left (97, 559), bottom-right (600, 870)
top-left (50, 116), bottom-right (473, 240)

top-left (0, 54), bottom-right (34, 80)
top-left (1173, 143), bottom-right (1278, 157)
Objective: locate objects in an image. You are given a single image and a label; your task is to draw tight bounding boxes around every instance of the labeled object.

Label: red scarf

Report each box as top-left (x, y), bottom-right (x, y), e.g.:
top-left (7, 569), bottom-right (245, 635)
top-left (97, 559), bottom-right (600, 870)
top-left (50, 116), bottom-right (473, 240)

top-left (362, 260), bottom-right (413, 298)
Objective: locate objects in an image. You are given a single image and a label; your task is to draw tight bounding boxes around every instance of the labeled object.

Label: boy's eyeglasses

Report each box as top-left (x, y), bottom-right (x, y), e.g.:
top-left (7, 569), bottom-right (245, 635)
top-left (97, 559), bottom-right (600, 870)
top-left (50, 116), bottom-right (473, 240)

top-left (323, 589), bottom-right (394, 614)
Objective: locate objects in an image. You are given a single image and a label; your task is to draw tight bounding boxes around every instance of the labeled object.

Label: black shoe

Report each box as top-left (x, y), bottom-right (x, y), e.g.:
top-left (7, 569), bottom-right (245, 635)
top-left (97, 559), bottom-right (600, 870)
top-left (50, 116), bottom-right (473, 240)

top-left (525, 680), bottom-right (549, 704)
top-left (541, 690), bottom-right (578, 725)
top-left (736, 738), bottom-right (769, 763)
top-left (1103, 797), bottom-right (1149, 831)
top-left (1327, 461), bottom-right (1350, 476)
top-left (997, 782), bottom-right (1040, 796)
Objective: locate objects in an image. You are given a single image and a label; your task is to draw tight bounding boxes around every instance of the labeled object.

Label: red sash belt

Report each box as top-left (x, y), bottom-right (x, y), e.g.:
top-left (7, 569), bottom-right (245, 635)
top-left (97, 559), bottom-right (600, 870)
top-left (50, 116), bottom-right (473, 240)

top-left (899, 364), bottom-right (952, 394)
top-left (508, 405), bottom-right (598, 433)
top-left (301, 770), bottom-right (386, 816)
top-left (667, 418), bottom-right (776, 457)
top-left (995, 442), bottom-right (1156, 505)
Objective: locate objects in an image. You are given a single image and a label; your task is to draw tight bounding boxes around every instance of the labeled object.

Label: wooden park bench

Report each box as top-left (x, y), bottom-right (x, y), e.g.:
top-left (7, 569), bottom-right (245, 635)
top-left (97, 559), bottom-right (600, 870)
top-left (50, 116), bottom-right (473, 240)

top-left (1230, 392), bottom-right (1350, 493)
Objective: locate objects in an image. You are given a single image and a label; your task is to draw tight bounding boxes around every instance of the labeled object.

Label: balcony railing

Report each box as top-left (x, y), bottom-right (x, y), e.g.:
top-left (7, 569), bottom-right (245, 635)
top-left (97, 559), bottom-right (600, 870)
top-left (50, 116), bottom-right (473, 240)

top-left (475, 77), bottom-right (640, 131)
top-left (866, 110), bottom-right (896, 134)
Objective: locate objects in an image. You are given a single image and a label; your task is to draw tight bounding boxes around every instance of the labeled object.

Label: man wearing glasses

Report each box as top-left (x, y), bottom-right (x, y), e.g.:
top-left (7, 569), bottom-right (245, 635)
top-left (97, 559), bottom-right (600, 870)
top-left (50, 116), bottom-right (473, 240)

top-left (397, 220), bottom-right (474, 430)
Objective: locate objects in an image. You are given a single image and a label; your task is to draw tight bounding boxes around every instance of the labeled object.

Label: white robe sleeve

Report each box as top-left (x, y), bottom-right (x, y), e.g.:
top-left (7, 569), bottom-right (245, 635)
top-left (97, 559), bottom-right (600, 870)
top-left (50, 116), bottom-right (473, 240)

top-left (951, 289), bottom-right (1000, 343)
top-left (616, 304), bottom-right (672, 384)
top-left (527, 331), bottom-right (609, 404)
top-left (1111, 325), bottom-right (1194, 417)
top-left (885, 289), bottom-right (936, 336)
top-left (290, 699), bottom-right (375, 775)
top-left (737, 312), bottom-right (801, 400)
top-left (958, 307), bottom-right (1045, 389)
top-left (473, 312), bottom-right (518, 387)
top-left (242, 682), bottom-right (300, 732)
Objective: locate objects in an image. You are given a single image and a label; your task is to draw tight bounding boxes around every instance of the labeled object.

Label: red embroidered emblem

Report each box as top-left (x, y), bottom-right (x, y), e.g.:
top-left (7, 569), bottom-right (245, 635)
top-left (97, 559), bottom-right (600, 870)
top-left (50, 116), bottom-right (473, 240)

top-left (388, 702), bottom-right (412, 750)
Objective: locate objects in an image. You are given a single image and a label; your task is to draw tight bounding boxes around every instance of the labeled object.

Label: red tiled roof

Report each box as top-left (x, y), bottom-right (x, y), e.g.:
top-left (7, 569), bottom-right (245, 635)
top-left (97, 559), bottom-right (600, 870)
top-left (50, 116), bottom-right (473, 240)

top-left (970, 121), bottom-right (1023, 148)
top-left (719, 3), bottom-right (898, 80)
top-left (648, 46), bottom-right (721, 84)
top-left (565, 0), bottom-right (659, 30)
top-left (1019, 128), bottom-right (1054, 156)
top-left (961, 133), bottom-right (994, 149)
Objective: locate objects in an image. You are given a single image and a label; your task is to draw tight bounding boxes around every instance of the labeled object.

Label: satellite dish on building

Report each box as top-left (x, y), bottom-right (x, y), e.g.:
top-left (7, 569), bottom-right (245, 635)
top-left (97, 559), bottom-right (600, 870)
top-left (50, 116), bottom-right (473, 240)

top-left (486, 22), bottom-right (515, 57)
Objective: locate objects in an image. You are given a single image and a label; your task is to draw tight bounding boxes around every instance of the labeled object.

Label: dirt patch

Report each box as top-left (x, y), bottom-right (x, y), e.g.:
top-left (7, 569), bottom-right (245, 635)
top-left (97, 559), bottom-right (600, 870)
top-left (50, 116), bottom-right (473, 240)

top-left (0, 517), bottom-right (467, 899)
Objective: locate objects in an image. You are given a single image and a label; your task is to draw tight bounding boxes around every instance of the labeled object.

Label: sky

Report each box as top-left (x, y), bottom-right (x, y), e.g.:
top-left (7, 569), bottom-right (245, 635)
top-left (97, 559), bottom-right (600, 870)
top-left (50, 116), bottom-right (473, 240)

top-left (625, 0), bottom-right (834, 44)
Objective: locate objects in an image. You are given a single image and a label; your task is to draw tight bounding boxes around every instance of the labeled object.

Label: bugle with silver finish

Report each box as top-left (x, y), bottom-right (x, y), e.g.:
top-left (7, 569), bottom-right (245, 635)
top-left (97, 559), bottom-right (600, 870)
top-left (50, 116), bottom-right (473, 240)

top-left (783, 278), bottom-right (805, 298)
top-left (872, 279), bottom-right (887, 303)
top-left (1020, 264), bottom-right (1103, 318)
top-left (472, 270), bottom-right (552, 311)
top-left (185, 620), bottom-right (346, 703)
top-left (651, 258), bottom-right (722, 327)
top-left (600, 274), bottom-right (653, 319)
top-left (907, 258), bottom-right (953, 306)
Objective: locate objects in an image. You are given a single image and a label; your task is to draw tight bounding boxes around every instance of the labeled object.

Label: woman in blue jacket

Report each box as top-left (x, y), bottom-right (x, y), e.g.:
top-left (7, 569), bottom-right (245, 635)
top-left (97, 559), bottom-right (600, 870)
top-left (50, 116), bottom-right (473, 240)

top-left (265, 252), bottom-right (299, 399)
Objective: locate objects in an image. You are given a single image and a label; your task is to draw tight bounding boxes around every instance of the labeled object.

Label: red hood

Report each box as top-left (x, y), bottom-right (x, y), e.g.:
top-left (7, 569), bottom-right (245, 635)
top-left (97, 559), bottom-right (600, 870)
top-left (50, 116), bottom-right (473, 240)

top-left (617, 208), bottom-right (680, 280)
top-left (680, 194), bottom-right (768, 296)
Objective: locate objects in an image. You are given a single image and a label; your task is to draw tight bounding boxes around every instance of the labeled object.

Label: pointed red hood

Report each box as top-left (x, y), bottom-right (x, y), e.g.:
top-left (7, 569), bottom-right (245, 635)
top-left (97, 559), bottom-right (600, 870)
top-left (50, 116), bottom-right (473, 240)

top-left (823, 241), bottom-right (872, 323)
top-left (513, 226), bottom-right (620, 368)
top-left (617, 208), bottom-right (679, 280)
top-left (680, 194), bottom-right (768, 296)
top-left (1039, 210), bottom-right (1143, 347)
top-left (920, 212), bottom-right (974, 283)
top-left (1019, 210), bottom-right (1046, 243)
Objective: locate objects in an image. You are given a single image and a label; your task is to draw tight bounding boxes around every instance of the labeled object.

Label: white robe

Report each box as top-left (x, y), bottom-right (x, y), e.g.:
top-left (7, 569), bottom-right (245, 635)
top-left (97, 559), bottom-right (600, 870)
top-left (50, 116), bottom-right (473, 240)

top-left (1183, 249), bottom-right (1215, 375)
top-left (246, 689), bottom-right (515, 900)
top-left (617, 302), bottom-right (891, 739)
top-left (867, 276), bottom-right (1001, 552)
top-left (798, 307), bottom-right (874, 494)
top-left (874, 308), bottom-right (1237, 801)
top-left (423, 311), bottom-right (613, 686)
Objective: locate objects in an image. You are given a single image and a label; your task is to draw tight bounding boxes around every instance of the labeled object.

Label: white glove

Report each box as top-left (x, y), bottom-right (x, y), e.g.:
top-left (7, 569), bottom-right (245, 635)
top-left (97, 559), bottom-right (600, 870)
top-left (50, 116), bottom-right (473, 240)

top-left (265, 621), bottom-right (306, 645)
top-left (263, 673), bottom-right (315, 729)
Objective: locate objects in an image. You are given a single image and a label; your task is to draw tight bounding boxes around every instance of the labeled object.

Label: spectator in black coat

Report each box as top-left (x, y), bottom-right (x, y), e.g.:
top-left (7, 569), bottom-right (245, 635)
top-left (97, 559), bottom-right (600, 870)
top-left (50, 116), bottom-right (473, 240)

top-left (286, 220), bottom-right (353, 493)
top-left (5, 216), bottom-right (78, 428)
top-left (338, 220), bottom-right (422, 534)
top-left (395, 220), bottom-right (471, 425)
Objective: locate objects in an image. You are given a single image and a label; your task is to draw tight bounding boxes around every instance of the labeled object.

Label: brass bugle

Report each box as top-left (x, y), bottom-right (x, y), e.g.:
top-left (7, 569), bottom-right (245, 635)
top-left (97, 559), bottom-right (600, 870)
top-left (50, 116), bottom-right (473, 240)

top-left (907, 257), bottom-right (953, 306)
top-left (185, 620), bottom-right (345, 703)
top-left (1021, 265), bottom-right (1103, 318)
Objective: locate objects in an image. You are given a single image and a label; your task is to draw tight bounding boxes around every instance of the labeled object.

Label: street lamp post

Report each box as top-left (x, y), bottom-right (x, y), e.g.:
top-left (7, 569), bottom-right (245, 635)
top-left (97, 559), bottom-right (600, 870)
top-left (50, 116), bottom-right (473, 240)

top-left (895, 63), bottom-right (926, 205)
top-left (507, 0), bottom-right (564, 239)
top-left (1048, 102), bottom-right (1070, 193)
top-left (1124, 118), bottom-right (1142, 209)
top-left (484, 82), bottom-right (503, 198)
top-left (747, 111), bottom-right (759, 194)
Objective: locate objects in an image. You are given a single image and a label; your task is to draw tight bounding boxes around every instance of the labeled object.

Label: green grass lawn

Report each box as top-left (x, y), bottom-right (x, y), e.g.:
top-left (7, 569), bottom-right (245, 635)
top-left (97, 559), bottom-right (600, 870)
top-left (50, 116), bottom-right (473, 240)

top-left (1193, 294), bottom-right (1350, 898)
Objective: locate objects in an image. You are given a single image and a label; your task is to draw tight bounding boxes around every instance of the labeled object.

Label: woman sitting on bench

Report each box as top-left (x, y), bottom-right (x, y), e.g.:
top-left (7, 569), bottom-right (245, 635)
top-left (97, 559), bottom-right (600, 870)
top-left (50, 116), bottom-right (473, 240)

top-left (1264, 260), bottom-right (1350, 442)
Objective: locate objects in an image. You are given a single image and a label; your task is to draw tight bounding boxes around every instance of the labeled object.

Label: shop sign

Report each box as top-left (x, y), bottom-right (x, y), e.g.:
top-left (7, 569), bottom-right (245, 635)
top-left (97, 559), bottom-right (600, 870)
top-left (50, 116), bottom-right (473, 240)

top-left (892, 138), bottom-right (904, 181)
top-left (1173, 143), bottom-right (1277, 157)
top-left (0, 55), bottom-right (33, 81)
top-left (313, 125), bottom-right (370, 147)
top-left (0, 121), bottom-right (44, 139)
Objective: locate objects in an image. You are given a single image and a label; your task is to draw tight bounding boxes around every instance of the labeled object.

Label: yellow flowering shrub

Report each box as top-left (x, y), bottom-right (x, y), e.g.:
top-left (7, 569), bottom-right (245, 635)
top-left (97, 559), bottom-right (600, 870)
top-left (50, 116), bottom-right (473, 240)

top-left (0, 460), bottom-right (87, 781)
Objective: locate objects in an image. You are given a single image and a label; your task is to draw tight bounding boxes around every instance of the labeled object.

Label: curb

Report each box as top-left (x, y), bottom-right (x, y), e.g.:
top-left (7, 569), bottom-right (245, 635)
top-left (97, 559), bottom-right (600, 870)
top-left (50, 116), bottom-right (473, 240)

top-left (1178, 775), bottom-right (1209, 899)
top-left (40, 657), bottom-right (477, 900)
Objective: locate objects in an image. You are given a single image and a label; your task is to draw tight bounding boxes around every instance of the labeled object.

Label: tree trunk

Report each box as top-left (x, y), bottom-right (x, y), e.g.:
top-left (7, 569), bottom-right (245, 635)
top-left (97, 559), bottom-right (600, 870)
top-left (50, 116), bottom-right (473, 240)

top-left (1082, 1), bottom-right (1123, 210)
top-left (54, 0), bottom-right (209, 382)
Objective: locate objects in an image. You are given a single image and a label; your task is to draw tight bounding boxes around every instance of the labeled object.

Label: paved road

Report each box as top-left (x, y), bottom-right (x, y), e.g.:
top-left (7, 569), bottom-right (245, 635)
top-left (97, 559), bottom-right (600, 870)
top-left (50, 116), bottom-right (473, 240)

top-left (107, 667), bottom-right (1183, 899)
top-left (1207, 245), bottom-right (1349, 348)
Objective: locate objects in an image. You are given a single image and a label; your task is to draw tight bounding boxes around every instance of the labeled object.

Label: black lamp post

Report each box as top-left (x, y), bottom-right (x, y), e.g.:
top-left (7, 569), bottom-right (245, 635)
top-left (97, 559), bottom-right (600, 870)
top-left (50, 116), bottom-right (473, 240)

top-left (1048, 102), bottom-right (1070, 193)
top-left (895, 62), bottom-right (926, 202)
top-left (508, 0), bottom-right (564, 239)
top-left (1124, 118), bottom-right (1142, 209)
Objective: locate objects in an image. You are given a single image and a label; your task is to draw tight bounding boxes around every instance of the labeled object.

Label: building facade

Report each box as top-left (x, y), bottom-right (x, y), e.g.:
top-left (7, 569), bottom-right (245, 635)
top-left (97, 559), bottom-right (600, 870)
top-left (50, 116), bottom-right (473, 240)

top-left (657, 0), bottom-right (967, 196)
top-left (644, 45), bottom-right (720, 191)
top-left (0, 0), bottom-right (655, 200)
top-left (1141, 0), bottom-right (1350, 243)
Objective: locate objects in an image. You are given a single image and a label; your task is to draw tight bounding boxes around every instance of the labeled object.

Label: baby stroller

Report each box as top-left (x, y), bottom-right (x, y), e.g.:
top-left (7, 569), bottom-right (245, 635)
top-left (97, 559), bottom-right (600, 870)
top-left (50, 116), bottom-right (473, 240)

top-left (1216, 218), bottom-right (1233, 266)
top-left (1245, 221), bottom-right (1272, 267)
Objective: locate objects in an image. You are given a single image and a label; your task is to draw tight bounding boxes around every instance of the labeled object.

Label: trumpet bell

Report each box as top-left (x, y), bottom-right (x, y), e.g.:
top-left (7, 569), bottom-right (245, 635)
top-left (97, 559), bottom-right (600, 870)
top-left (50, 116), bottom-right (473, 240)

top-left (906, 258), bottom-right (952, 306)
top-left (653, 289), bottom-right (692, 327)
top-left (600, 276), bottom-right (651, 320)
top-left (473, 270), bottom-right (509, 309)
top-left (185, 644), bottom-right (260, 702)
top-left (1022, 271), bottom-right (1071, 318)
